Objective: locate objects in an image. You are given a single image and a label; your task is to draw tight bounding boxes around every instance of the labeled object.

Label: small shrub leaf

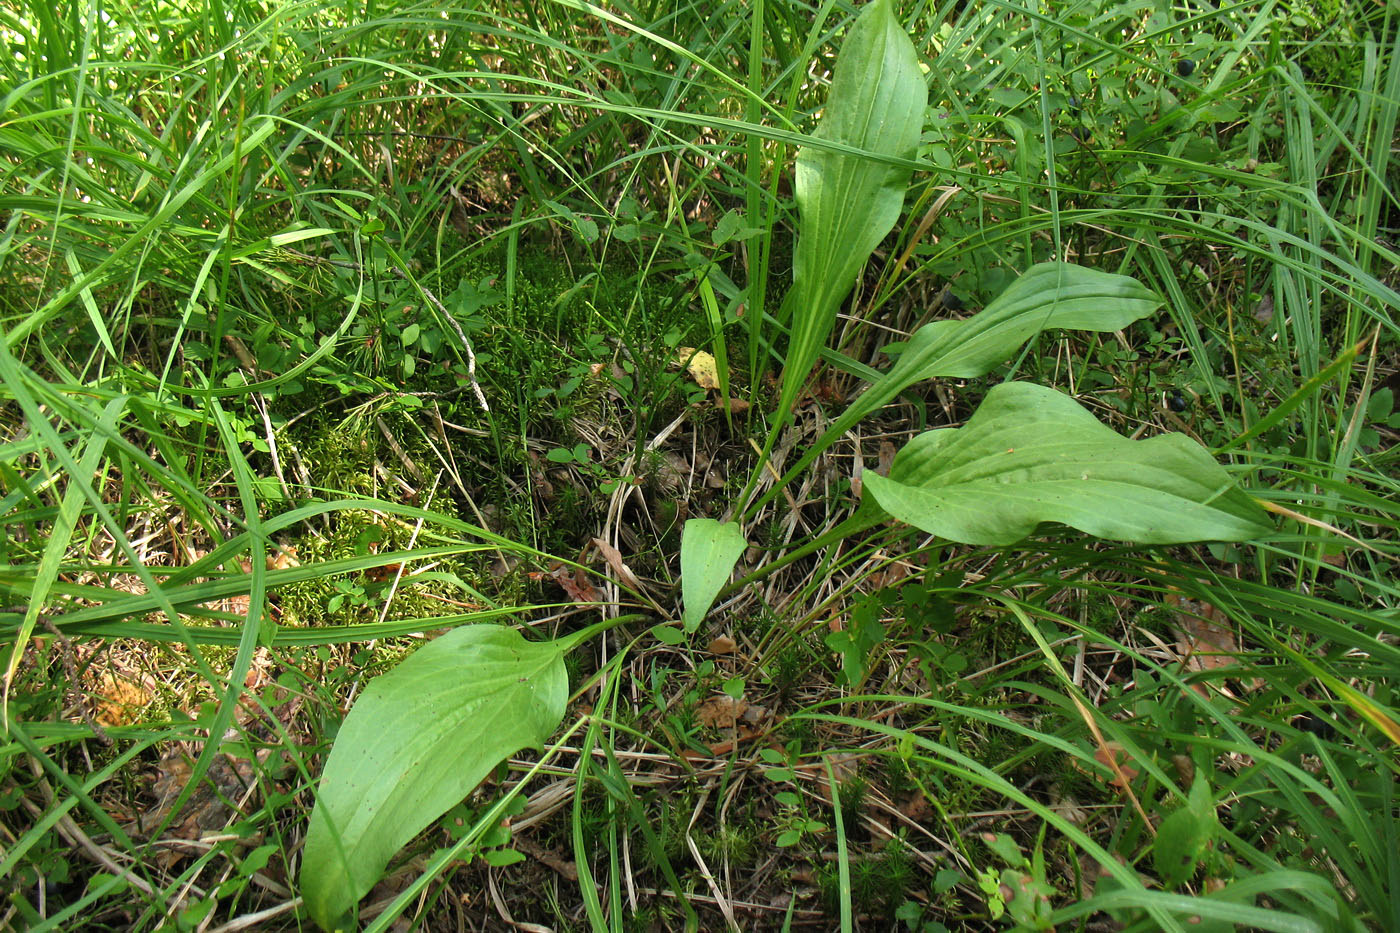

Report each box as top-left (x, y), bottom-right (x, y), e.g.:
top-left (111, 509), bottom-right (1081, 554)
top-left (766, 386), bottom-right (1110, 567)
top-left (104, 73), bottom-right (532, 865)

top-left (301, 624), bottom-right (568, 930)
top-left (1154, 772), bottom-right (1221, 887)
top-left (864, 382), bottom-right (1271, 545)
top-left (1154, 808), bottom-right (1212, 888)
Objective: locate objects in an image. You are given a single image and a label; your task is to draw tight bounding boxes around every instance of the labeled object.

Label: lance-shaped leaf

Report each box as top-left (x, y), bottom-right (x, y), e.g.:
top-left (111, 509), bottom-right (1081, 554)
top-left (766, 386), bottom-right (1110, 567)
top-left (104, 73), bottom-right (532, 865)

top-left (680, 518), bottom-right (747, 632)
top-left (302, 625), bottom-right (568, 931)
top-left (763, 264), bottom-right (1163, 510)
top-left (882, 263), bottom-right (1161, 379)
top-left (777, 0), bottom-right (926, 422)
top-left (830, 263), bottom-right (1161, 442)
top-left (863, 382), bottom-right (1271, 545)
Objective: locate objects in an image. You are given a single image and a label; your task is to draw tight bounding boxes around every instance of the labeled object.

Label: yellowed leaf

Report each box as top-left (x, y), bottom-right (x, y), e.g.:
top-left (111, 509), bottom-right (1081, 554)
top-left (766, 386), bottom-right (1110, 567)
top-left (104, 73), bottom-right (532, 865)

top-left (674, 347), bottom-right (720, 390)
top-left (92, 672), bottom-right (151, 728)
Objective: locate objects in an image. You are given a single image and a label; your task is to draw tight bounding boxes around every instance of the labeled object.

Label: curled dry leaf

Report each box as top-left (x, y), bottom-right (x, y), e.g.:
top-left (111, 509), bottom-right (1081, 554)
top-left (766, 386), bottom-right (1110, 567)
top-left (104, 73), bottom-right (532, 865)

top-left (706, 634), bottom-right (737, 655)
top-left (91, 672), bottom-right (152, 728)
top-left (590, 537), bottom-right (643, 591)
top-left (530, 562), bottom-right (601, 604)
top-left (696, 694), bottom-right (748, 729)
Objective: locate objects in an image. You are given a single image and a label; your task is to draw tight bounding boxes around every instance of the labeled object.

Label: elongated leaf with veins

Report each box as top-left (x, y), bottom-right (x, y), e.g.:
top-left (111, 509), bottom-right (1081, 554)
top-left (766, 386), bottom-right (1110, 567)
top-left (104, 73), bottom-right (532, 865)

top-left (877, 262), bottom-right (1160, 380)
top-left (302, 625), bottom-right (568, 930)
top-left (766, 263), bottom-right (1165, 504)
top-left (685, 0), bottom-right (925, 632)
top-left (863, 382), bottom-right (1272, 545)
top-left (777, 0), bottom-right (926, 424)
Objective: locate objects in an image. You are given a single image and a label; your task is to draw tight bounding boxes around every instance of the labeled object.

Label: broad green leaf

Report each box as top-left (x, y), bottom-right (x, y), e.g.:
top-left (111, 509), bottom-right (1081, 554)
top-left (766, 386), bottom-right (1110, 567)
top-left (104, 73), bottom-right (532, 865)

top-left (881, 263), bottom-right (1161, 379)
top-left (680, 518), bottom-right (747, 632)
top-left (302, 625), bottom-right (568, 931)
top-left (831, 263), bottom-right (1161, 441)
top-left (758, 264), bottom-right (1163, 516)
top-left (1155, 773), bottom-right (1219, 887)
top-left (863, 382), bottom-right (1271, 545)
top-left (778, 0), bottom-right (926, 422)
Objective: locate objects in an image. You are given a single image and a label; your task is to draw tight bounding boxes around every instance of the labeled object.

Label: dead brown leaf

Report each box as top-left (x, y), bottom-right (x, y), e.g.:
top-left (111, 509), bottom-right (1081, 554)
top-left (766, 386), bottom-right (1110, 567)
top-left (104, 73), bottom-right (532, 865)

top-left (741, 703), bottom-right (769, 726)
top-left (266, 546), bottom-right (299, 571)
top-left (1047, 783), bottom-right (1089, 826)
top-left (866, 560), bottom-right (910, 590)
top-left (798, 752), bottom-right (861, 806)
top-left (679, 727), bottom-right (764, 760)
top-left (706, 634), bottom-right (737, 655)
top-left (1170, 595), bottom-right (1238, 673)
top-left (653, 452), bottom-right (689, 496)
top-left (696, 694), bottom-right (748, 729)
top-left (1167, 592), bottom-right (1261, 698)
top-left (142, 744), bottom-right (258, 849)
top-left (532, 562), bottom-right (601, 604)
top-left (590, 537), bottom-right (643, 591)
top-left (513, 836), bottom-right (578, 881)
top-left (1172, 754), bottom-right (1195, 786)
top-left (1091, 741), bottom-right (1140, 788)
top-left (91, 672), bottom-right (151, 728)
top-left (876, 440), bottom-right (897, 476)
top-left (898, 793), bottom-right (932, 823)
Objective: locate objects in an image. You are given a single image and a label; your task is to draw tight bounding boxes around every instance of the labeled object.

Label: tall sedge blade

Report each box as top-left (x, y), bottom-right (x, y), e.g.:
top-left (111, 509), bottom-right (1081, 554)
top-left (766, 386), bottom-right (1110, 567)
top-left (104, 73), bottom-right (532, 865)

top-left (863, 382), bottom-right (1271, 545)
top-left (777, 0), bottom-right (926, 423)
top-left (302, 625), bottom-right (568, 931)
top-left (680, 518), bottom-right (747, 632)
